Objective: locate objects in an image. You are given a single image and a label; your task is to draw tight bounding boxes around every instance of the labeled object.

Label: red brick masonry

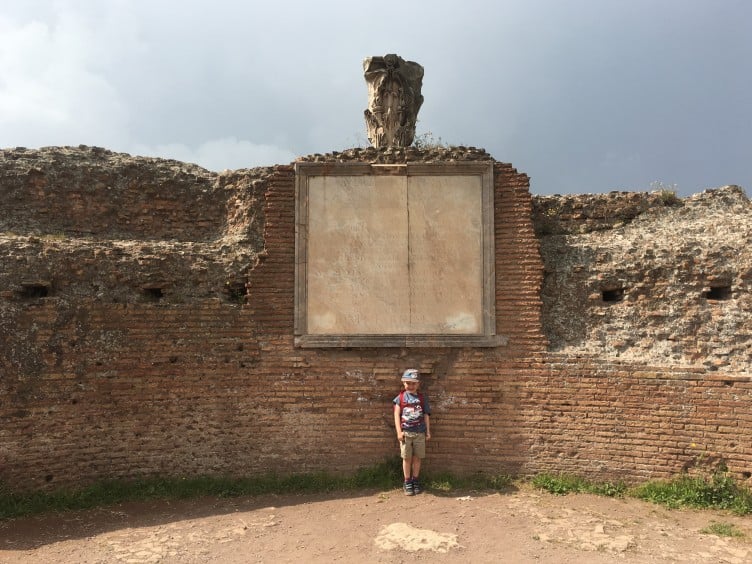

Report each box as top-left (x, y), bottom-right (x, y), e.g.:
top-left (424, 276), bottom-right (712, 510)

top-left (1, 146), bottom-right (749, 491)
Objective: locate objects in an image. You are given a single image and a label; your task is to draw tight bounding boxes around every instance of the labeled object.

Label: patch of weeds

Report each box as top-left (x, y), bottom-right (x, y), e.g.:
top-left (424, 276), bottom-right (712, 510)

top-left (413, 131), bottom-right (448, 150)
top-left (531, 469), bottom-right (752, 512)
top-left (279, 472), bottom-right (340, 493)
top-left (426, 472), bottom-right (454, 493)
top-left (650, 181), bottom-right (681, 206)
top-left (630, 469), bottom-right (752, 515)
top-left (532, 473), bottom-right (588, 495)
top-left (658, 189), bottom-right (680, 206)
top-left (486, 473), bottom-right (514, 490)
top-left (589, 481), bottom-right (628, 497)
top-left (701, 521), bottom-right (745, 538)
top-left (425, 471), bottom-right (513, 493)
top-left (531, 473), bottom-right (626, 497)
top-left (347, 456), bottom-right (402, 490)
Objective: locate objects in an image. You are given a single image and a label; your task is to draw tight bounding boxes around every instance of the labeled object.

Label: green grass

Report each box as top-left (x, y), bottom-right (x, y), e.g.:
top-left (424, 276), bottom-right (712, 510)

top-left (630, 471), bottom-right (752, 515)
top-left (531, 473), bottom-right (626, 497)
top-left (425, 471), bottom-right (513, 493)
top-left (6, 462), bottom-right (752, 521)
top-left (531, 469), bottom-right (752, 516)
top-left (701, 521), bottom-right (745, 538)
top-left (0, 458), bottom-right (516, 520)
top-left (0, 458), bottom-right (405, 521)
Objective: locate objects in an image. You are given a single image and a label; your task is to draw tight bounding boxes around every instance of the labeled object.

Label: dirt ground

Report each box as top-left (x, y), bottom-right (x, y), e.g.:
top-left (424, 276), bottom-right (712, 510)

top-left (1, 483), bottom-right (751, 563)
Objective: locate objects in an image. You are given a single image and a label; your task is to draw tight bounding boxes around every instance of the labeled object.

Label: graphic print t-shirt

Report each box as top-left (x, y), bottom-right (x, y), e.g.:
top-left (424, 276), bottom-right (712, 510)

top-left (393, 391), bottom-right (430, 433)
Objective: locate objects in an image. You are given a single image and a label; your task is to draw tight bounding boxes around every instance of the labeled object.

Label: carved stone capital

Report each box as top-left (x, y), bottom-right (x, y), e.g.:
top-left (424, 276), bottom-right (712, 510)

top-left (363, 54), bottom-right (424, 148)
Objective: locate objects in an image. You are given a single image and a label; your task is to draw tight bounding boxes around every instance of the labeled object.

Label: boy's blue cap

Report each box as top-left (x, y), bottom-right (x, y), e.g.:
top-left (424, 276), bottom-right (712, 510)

top-left (401, 369), bottom-right (420, 382)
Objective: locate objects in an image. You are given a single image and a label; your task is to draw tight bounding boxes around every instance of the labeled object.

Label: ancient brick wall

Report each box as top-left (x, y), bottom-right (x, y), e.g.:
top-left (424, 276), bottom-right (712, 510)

top-left (519, 356), bottom-right (752, 481)
top-left (1, 146), bottom-right (751, 492)
top-left (0, 147), bottom-right (547, 490)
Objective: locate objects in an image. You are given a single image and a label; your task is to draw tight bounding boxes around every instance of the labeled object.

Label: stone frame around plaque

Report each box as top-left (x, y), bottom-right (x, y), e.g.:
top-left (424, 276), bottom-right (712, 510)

top-left (294, 161), bottom-right (502, 347)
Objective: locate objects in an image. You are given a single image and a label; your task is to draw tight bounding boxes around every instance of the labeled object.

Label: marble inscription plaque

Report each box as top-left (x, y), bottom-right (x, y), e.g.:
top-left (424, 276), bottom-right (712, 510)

top-left (408, 175), bottom-right (483, 333)
top-left (295, 162), bottom-right (496, 347)
top-left (307, 175), bottom-right (410, 334)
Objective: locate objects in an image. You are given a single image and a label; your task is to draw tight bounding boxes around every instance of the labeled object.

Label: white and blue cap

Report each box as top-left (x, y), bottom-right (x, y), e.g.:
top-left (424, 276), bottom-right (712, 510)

top-left (401, 368), bottom-right (420, 382)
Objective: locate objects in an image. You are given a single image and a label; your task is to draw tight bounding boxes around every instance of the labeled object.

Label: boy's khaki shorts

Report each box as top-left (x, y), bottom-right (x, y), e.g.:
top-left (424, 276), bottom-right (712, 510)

top-left (400, 431), bottom-right (426, 459)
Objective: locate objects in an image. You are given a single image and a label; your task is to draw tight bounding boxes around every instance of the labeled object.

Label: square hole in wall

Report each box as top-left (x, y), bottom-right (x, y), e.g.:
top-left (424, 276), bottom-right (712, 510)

top-left (601, 288), bottom-right (624, 302)
top-left (703, 285), bottom-right (731, 300)
top-left (224, 282), bottom-right (248, 303)
top-left (142, 287), bottom-right (164, 301)
top-left (19, 283), bottom-right (50, 299)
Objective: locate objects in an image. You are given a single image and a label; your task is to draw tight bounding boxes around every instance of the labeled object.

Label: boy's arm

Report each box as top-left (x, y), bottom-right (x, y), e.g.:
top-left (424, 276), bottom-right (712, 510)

top-left (424, 414), bottom-right (431, 440)
top-left (393, 404), bottom-right (404, 442)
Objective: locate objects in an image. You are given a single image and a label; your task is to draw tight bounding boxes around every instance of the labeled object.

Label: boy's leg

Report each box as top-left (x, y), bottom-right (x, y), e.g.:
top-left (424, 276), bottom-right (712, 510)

top-left (411, 456), bottom-right (421, 479)
top-left (402, 458), bottom-right (415, 495)
top-left (411, 457), bottom-right (423, 494)
top-left (400, 435), bottom-right (415, 495)
top-left (410, 432), bottom-right (425, 480)
top-left (409, 432), bottom-right (426, 494)
top-left (402, 458), bottom-right (412, 480)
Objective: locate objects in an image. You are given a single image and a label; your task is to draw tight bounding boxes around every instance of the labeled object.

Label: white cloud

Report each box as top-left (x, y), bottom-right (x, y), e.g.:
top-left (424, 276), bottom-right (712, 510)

top-left (131, 137), bottom-right (297, 171)
top-left (0, 6), bottom-right (134, 148)
top-left (0, 18), bottom-right (70, 126)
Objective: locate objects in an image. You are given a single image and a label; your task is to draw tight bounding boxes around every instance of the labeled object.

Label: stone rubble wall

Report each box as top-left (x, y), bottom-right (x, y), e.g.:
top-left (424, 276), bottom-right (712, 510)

top-left (2, 146), bottom-right (222, 241)
top-left (535, 186), bottom-right (752, 373)
top-left (1, 146), bottom-right (751, 492)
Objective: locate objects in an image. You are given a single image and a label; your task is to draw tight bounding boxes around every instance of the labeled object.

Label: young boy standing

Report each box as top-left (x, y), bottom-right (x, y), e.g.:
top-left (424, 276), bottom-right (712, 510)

top-left (393, 368), bottom-right (431, 495)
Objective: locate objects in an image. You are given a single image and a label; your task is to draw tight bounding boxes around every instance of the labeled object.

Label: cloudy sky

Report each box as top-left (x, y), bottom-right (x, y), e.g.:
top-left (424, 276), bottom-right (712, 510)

top-left (1, 0), bottom-right (749, 196)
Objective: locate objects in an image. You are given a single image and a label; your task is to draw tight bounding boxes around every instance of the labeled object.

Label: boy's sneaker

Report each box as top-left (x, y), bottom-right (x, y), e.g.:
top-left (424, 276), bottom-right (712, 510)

top-left (403, 480), bottom-right (414, 496)
top-left (412, 479), bottom-right (422, 494)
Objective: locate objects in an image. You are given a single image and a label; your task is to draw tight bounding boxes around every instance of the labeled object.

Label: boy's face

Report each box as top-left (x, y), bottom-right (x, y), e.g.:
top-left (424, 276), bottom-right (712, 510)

top-left (403, 380), bottom-right (419, 392)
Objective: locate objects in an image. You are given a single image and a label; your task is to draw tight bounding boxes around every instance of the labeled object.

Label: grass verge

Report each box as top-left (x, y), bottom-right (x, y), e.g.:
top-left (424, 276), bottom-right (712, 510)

top-left (425, 471), bottom-right (513, 494)
top-left (0, 459), bottom-right (516, 521)
top-left (630, 470), bottom-right (752, 515)
top-left (5, 462), bottom-right (752, 521)
top-left (531, 473), bottom-right (626, 497)
top-left (531, 469), bottom-right (752, 516)
top-left (0, 457), bottom-right (404, 521)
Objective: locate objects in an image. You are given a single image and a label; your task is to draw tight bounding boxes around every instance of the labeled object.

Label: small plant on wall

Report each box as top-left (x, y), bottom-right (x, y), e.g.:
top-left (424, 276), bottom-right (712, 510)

top-left (650, 181), bottom-right (681, 206)
top-left (413, 131), bottom-right (448, 150)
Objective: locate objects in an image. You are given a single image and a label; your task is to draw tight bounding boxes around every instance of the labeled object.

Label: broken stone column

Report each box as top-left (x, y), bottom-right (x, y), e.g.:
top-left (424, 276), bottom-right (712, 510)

top-left (363, 54), bottom-right (424, 148)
